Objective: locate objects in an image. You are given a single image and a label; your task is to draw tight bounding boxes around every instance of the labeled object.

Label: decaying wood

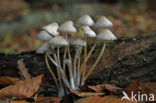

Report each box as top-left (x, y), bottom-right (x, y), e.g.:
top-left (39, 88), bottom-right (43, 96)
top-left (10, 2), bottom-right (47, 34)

top-left (0, 33), bottom-right (155, 88)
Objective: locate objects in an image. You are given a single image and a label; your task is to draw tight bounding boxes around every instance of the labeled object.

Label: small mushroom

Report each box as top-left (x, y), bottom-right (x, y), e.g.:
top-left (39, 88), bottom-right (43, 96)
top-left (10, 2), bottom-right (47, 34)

top-left (48, 36), bottom-right (69, 46)
top-left (79, 26), bottom-right (96, 85)
top-left (82, 26), bottom-right (96, 37)
top-left (36, 44), bottom-right (59, 92)
top-left (94, 16), bottom-right (113, 28)
top-left (77, 14), bottom-right (94, 26)
top-left (69, 38), bottom-right (86, 46)
top-left (69, 38), bottom-right (86, 87)
top-left (85, 29), bottom-right (116, 81)
top-left (36, 43), bottom-right (59, 89)
top-left (48, 36), bottom-right (70, 89)
top-left (96, 29), bottom-right (116, 40)
top-left (36, 42), bottom-right (52, 54)
top-left (43, 22), bottom-right (59, 36)
top-left (37, 30), bottom-right (53, 40)
top-left (58, 20), bottom-right (77, 79)
top-left (58, 20), bottom-right (77, 33)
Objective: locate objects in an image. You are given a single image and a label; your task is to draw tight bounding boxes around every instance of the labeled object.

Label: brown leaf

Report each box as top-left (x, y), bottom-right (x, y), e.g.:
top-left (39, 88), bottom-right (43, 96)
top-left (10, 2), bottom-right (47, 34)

top-left (12, 97), bottom-right (62, 103)
top-left (0, 74), bottom-right (44, 99)
top-left (125, 81), bottom-right (144, 97)
top-left (142, 82), bottom-right (156, 92)
top-left (36, 97), bottom-right (62, 103)
top-left (75, 96), bottom-right (137, 103)
top-left (12, 101), bottom-right (29, 103)
top-left (125, 81), bottom-right (156, 101)
top-left (142, 82), bottom-right (156, 101)
top-left (0, 76), bottom-right (20, 86)
top-left (17, 59), bottom-right (31, 80)
top-left (68, 88), bottom-right (104, 97)
top-left (88, 84), bottom-right (122, 93)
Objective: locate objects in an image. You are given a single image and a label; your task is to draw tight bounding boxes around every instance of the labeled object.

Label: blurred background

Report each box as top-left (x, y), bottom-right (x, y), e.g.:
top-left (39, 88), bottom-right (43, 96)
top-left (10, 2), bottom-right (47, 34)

top-left (0, 0), bottom-right (155, 53)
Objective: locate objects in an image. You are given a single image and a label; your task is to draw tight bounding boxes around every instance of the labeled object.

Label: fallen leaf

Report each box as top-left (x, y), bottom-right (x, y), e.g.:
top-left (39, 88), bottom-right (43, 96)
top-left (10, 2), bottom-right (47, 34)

top-left (142, 82), bottom-right (156, 92)
top-left (0, 74), bottom-right (44, 99)
top-left (12, 101), bottom-right (29, 103)
top-left (142, 82), bottom-right (156, 101)
top-left (75, 96), bottom-right (137, 103)
top-left (0, 76), bottom-right (20, 86)
top-left (68, 88), bottom-right (104, 97)
top-left (12, 97), bottom-right (62, 103)
top-left (36, 97), bottom-right (62, 103)
top-left (125, 81), bottom-right (143, 97)
top-left (125, 81), bottom-right (156, 102)
top-left (88, 84), bottom-right (122, 93)
top-left (17, 59), bottom-right (31, 80)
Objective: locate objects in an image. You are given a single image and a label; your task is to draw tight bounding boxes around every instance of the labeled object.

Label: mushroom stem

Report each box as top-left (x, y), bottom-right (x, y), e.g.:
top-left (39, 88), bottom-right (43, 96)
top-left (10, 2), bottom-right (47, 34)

top-left (80, 41), bottom-right (97, 85)
top-left (80, 35), bottom-right (87, 85)
top-left (47, 53), bottom-right (70, 88)
top-left (57, 47), bottom-right (62, 69)
top-left (67, 45), bottom-right (75, 89)
top-left (86, 41), bottom-right (97, 61)
top-left (55, 48), bottom-right (64, 96)
top-left (63, 47), bottom-right (67, 71)
top-left (77, 46), bottom-right (82, 86)
top-left (45, 53), bottom-right (59, 88)
top-left (53, 53), bottom-right (70, 88)
top-left (73, 46), bottom-right (79, 79)
top-left (67, 63), bottom-right (75, 89)
top-left (84, 42), bottom-right (106, 82)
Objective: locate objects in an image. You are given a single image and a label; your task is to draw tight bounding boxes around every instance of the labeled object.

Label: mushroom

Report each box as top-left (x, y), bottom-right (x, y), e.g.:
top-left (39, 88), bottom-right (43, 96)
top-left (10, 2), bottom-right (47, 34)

top-left (94, 16), bottom-right (113, 29)
top-left (77, 14), bottom-right (94, 26)
top-left (58, 20), bottom-right (77, 33)
top-left (48, 36), bottom-right (69, 82)
top-left (85, 27), bottom-right (115, 62)
top-left (69, 38), bottom-right (86, 87)
top-left (96, 29), bottom-right (116, 40)
top-left (43, 22), bottom-right (59, 36)
top-left (37, 22), bottom-right (59, 40)
top-left (85, 29), bottom-right (116, 81)
top-left (36, 42), bottom-right (52, 54)
top-left (79, 26), bottom-right (96, 85)
top-left (36, 43), bottom-right (59, 91)
top-left (48, 36), bottom-right (70, 96)
top-left (69, 38), bottom-right (86, 46)
top-left (57, 20), bottom-right (77, 74)
top-left (48, 36), bottom-right (69, 46)
top-left (81, 26), bottom-right (96, 37)
top-left (36, 14), bottom-right (117, 97)
top-left (37, 30), bottom-right (53, 40)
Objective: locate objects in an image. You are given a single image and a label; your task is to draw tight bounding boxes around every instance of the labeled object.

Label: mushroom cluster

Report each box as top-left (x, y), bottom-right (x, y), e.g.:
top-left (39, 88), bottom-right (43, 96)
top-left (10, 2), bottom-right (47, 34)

top-left (36, 15), bottom-right (116, 97)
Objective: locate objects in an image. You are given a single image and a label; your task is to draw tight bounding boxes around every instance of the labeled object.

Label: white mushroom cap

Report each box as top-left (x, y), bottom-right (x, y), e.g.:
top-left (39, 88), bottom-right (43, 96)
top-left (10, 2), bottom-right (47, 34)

top-left (37, 30), bottom-right (53, 40)
top-left (96, 29), bottom-right (116, 41)
top-left (69, 38), bottom-right (86, 46)
top-left (82, 26), bottom-right (96, 37)
top-left (57, 20), bottom-right (77, 33)
top-left (77, 15), bottom-right (94, 26)
top-left (43, 22), bottom-right (59, 36)
top-left (48, 36), bottom-right (69, 46)
top-left (94, 16), bottom-right (113, 28)
top-left (36, 43), bottom-right (52, 54)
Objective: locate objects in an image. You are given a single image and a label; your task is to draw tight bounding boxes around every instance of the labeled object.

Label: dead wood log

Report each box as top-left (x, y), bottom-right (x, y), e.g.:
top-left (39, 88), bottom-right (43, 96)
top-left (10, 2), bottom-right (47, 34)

top-left (0, 33), bottom-right (155, 88)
